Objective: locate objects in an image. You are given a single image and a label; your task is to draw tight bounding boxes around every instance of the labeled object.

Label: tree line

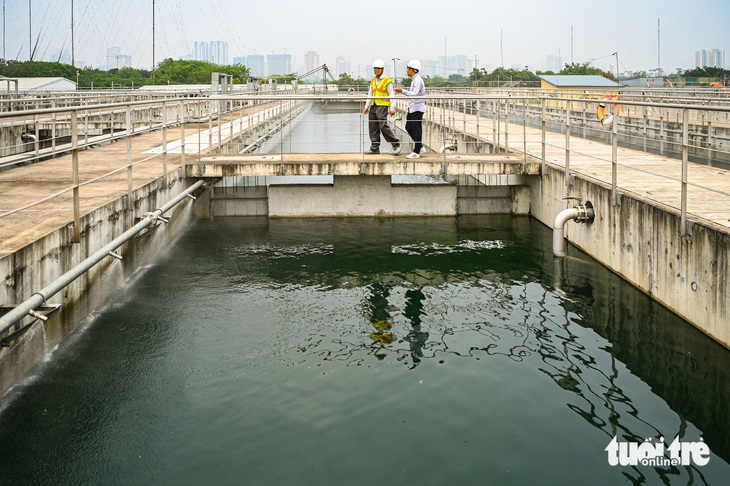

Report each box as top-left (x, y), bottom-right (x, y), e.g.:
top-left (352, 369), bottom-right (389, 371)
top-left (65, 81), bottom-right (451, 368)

top-left (2, 58), bottom-right (726, 90)
top-left (0, 58), bottom-right (250, 88)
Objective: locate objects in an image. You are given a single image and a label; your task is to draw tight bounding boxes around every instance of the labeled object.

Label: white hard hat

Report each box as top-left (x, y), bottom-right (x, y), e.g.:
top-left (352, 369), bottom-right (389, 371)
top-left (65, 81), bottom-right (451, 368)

top-left (407, 59), bottom-right (421, 71)
top-left (372, 59), bottom-right (385, 68)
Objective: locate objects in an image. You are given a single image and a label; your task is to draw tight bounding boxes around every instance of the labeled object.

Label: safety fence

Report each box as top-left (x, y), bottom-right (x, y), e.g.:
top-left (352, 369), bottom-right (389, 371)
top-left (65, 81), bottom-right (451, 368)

top-left (1, 92), bottom-right (730, 243)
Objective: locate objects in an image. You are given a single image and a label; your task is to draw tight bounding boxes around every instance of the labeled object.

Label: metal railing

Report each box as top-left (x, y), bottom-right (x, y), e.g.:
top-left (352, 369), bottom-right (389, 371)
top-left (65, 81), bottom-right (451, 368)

top-left (1, 91), bottom-right (730, 241)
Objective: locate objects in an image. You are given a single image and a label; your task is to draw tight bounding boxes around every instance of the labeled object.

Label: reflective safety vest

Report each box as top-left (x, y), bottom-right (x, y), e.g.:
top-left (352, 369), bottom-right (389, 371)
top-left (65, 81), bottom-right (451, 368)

top-left (370, 76), bottom-right (392, 106)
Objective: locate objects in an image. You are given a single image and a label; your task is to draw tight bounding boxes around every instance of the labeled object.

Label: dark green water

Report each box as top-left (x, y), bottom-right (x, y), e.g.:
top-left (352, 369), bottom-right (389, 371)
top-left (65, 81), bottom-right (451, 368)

top-left (1, 216), bottom-right (728, 485)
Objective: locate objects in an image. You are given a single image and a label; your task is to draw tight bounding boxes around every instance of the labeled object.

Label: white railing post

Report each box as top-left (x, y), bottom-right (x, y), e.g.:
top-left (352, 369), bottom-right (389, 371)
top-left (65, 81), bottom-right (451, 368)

top-left (71, 110), bottom-right (81, 243)
top-left (565, 100), bottom-right (571, 188)
top-left (541, 98), bottom-right (546, 175)
top-left (611, 101), bottom-right (619, 206)
top-left (162, 101), bottom-right (168, 177)
top-left (681, 108), bottom-right (689, 236)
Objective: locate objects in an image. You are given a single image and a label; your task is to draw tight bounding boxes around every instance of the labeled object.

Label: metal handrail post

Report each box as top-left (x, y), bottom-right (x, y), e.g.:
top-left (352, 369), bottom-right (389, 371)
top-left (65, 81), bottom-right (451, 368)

top-left (505, 99), bottom-right (511, 152)
top-left (162, 101), bottom-right (168, 177)
top-left (522, 99), bottom-right (527, 162)
top-left (179, 100), bottom-right (186, 173)
top-left (288, 100), bottom-right (293, 154)
top-left (33, 114), bottom-right (39, 158)
top-left (565, 100), bottom-right (571, 188)
top-left (475, 100), bottom-right (480, 150)
top-left (279, 98), bottom-right (284, 160)
top-left (217, 100), bottom-right (223, 154)
top-left (659, 110), bottom-right (665, 156)
top-left (208, 100), bottom-right (213, 154)
top-left (84, 109), bottom-right (89, 145)
top-left (71, 110), bottom-right (81, 243)
top-left (611, 104), bottom-right (619, 206)
top-left (541, 98), bottom-right (546, 175)
top-left (496, 99), bottom-right (501, 150)
top-left (642, 104), bottom-right (648, 152)
top-left (51, 109), bottom-right (57, 152)
top-left (681, 109), bottom-right (689, 235)
top-left (707, 112), bottom-right (714, 167)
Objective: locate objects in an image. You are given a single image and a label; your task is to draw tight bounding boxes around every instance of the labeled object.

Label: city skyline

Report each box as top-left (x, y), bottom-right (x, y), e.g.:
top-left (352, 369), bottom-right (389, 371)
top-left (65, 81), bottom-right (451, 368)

top-left (2, 0), bottom-right (728, 77)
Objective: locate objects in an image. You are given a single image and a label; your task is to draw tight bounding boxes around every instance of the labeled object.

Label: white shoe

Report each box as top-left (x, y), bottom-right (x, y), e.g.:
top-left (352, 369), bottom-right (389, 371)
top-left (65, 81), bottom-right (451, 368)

top-left (405, 152), bottom-right (420, 159)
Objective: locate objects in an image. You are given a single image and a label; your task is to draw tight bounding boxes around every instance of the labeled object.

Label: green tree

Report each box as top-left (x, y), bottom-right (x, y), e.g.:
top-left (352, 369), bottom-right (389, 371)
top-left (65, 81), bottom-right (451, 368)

top-left (559, 62), bottom-right (616, 81)
top-left (681, 66), bottom-right (730, 78)
top-left (153, 58), bottom-right (249, 85)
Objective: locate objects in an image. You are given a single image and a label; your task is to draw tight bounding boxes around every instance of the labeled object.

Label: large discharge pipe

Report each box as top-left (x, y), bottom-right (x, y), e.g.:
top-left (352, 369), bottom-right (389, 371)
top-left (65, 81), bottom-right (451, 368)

top-left (553, 200), bottom-right (594, 257)
top-left (0, 180), bottom-right (205, 337)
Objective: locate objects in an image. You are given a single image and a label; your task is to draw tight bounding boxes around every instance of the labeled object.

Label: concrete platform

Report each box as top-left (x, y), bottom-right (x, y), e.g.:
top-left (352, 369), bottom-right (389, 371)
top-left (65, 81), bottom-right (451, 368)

top-left (187, 152), bottom-right (540, 177)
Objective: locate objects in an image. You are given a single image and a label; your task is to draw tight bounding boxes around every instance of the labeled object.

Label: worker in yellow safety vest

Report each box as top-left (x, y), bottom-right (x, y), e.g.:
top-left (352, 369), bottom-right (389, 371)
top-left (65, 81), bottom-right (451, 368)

top-left (363, 58), bottom-right (401, 155)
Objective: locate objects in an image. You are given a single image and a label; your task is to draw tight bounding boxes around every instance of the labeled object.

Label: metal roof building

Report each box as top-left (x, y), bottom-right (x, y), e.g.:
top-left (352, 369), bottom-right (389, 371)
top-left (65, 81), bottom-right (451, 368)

top-left (538, 75), bottom-right (619, 90)
top-left (0, 76), bottom-right (76, 92)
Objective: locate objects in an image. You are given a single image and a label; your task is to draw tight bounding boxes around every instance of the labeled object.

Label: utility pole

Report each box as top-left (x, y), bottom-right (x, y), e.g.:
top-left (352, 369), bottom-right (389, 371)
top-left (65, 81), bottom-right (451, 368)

top-left (570, 25), bottom-right (573, 64)
top-left (152, 0), bottom-right (156, 84)
top-left (28, 0), bottom-right (32, 61)
top-left (500, 30), bottom-right (504, 67)
top-left (657, 18), bottom-right (661, 75)
top-left (71, 0), bottom-right (75, 66)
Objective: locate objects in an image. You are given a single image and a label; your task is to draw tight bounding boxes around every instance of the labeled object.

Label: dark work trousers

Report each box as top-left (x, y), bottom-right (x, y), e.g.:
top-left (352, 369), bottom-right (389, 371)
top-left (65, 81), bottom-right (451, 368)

top-left (405, 110), bottom-right (425, 154)
top-left (368, 105), bottom-right (399, 150)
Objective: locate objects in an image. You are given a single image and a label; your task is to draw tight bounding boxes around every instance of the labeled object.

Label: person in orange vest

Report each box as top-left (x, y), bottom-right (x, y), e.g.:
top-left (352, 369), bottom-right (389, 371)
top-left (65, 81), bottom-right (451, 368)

top-left (363, 58), bottom-right (401, 155)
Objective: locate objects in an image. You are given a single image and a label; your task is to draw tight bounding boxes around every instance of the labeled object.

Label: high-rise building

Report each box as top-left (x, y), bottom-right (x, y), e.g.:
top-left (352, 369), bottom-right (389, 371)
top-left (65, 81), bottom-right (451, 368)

top-left (421, 59), bottom-right (441, 78)
top-left (210, 41), bottom-right (229, 65)
top-left (439, 55), bottom-right (468, 77)
top-left (304, 51), bottom-right (319, 73)
top-left (709, 49), bottom-right (725, 69)
top-left (105, 47), bottom-right (132, 70)
top-left (193, 41), bottom-right (229, 64)
top-left (696, 49), bottom-right (725, 69)
top-left (247, 55), bottom-right (265, 77)
top-left (267, 54), bottom-right (292, 76)
top-left (194, 42), bottom-right (210, 62)
top-left (335, 55), bottom-right (351, 79)
top-left (546, 54), bottom-right (563, 72)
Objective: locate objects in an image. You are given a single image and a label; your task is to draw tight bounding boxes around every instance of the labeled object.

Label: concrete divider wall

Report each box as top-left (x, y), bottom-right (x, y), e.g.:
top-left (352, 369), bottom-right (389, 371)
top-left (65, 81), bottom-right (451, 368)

top-left (268, 176), bottom-right (457, 217)
top-left (528, 167), bottom-right (729, 348)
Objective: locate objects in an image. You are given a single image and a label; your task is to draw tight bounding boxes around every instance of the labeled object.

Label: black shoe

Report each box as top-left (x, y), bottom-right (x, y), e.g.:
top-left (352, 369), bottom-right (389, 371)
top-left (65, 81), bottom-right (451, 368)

top-left (392, 143), bottom-right (402, 155)
top-left (367, 148), bottom-right (380, 154)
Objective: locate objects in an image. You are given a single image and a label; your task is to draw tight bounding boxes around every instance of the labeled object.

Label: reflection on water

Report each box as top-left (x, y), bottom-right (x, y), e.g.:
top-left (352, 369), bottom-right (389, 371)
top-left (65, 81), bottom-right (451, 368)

top-left (0, 216), bottom-right (728, 485)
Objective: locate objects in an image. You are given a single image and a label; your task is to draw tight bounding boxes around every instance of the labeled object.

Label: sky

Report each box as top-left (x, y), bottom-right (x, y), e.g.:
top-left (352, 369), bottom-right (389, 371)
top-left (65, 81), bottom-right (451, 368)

top-left (2, 0), bottom-right (729, 77)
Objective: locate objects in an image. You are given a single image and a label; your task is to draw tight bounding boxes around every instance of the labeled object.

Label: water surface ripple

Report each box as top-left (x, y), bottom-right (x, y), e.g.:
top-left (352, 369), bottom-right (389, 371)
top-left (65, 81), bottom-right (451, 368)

top-left (1, 216), bottom-right (728, 485)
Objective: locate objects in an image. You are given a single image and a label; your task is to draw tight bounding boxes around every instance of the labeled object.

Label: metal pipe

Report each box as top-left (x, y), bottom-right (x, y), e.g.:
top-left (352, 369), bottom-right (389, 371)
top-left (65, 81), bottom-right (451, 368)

top-left (0, 180), bottom-right (205, 337)
top-left (553, 207), bottom-right (579, 257)
top-left (553, 202), bottom-right (595, 257)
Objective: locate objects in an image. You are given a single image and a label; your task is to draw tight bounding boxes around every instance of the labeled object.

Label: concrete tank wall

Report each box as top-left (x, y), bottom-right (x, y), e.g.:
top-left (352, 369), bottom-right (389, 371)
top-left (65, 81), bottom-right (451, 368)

top-left (528, 167), bottom-right (730, 348)
top-left (0, 169), bottom-right (202, 396)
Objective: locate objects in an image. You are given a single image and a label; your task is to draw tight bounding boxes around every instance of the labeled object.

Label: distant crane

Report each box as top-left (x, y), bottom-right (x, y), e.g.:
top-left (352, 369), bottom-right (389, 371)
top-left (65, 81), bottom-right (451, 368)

top-left (295, 63), bottom-right (337, 86)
